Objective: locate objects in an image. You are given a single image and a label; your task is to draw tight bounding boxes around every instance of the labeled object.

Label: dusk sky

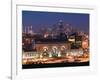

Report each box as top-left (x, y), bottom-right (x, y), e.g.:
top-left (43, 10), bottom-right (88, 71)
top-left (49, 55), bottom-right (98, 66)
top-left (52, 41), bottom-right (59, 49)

top-left (22, 11), bottom-right (89, 32)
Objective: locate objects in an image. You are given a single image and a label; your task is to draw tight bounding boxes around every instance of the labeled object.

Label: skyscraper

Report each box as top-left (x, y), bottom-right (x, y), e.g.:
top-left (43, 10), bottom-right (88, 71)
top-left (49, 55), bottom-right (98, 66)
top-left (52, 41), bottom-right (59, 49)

top-left (28, 25), bottom-right (33, 34)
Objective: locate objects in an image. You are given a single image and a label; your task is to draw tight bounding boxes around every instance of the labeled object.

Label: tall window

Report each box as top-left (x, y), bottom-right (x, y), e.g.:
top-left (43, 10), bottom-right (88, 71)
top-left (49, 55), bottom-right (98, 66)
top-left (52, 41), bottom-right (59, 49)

top-left (52, 46), bottom-right (58, 54)
top-left (42, 46), bottom-right (49, 57)
top-left (51, 46), bottom-right (59, 57)
top-left (61, 46), bottom-right (66, 57)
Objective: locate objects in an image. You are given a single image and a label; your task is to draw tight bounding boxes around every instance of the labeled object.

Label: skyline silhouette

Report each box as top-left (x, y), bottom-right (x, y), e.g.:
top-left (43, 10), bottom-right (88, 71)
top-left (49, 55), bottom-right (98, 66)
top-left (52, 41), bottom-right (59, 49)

top-left (22, 11), bottom-right (89, 33)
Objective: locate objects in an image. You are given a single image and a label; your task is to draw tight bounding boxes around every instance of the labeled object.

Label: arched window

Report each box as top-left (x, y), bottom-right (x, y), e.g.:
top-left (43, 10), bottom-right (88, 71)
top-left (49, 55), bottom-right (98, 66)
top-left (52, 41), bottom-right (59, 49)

top-left (60, 46), bottom-right (66, 57)
top-left (51, 46), bottom-right (59, 57)
top-left (42, 46), bottom-right (49, 57)
top-left (52, 46), bottom-right (58, 54)
top-left (61, 46), bottom-right (66, 51)
top-left (43, 46), bottom-right (48, 52)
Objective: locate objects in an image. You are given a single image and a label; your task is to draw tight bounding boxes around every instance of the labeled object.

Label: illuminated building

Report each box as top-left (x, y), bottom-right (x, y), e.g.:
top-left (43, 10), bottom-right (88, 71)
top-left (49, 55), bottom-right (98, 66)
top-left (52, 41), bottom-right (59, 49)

top-left (35, 38), bottom-right (70, 58)
top-left (68, 36), bottom-right (75, 43)
top-left (28, 25), bottom-right (33, 34)
top-left (22, 20), bottom-right (89, 60)
top-left (82, 40), bottom-right (89, 49)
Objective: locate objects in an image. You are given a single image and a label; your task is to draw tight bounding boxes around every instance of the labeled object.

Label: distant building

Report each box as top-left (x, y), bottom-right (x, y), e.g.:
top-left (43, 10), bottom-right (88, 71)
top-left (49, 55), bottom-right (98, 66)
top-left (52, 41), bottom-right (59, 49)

top-left (35, 38), bottom-right (70, 58)
top-left (28, 26), bottom-right (33, 34)
top-left (68, 32), bottom-right (82, 49)
top-left (82, 40), bottom-right (89, 49)
top-left (22, 20), bottom-right (88, 59)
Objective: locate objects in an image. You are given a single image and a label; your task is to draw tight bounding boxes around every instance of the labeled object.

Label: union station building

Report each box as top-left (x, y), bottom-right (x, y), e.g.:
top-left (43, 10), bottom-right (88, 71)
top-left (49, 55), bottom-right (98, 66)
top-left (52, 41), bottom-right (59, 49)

top-left (35, 38), bottom-right (71, 58)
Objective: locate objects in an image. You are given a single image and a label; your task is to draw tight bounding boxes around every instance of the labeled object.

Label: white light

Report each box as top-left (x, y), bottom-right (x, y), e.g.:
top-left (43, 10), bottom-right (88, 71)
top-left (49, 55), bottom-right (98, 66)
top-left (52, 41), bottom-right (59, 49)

top-left (49, 53), bottom-right (52, 58)
top-left (58, 52), bottom-right (61, 57)
top-left (40, 55), bottom-right (43, 58)
top-left (68, 39), bottom-right (75, 42)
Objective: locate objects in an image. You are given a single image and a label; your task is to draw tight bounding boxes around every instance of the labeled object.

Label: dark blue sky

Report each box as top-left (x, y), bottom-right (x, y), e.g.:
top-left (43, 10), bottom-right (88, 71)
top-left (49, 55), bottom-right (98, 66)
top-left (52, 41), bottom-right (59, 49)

top-left (22, 11), bottom-right (89, 32)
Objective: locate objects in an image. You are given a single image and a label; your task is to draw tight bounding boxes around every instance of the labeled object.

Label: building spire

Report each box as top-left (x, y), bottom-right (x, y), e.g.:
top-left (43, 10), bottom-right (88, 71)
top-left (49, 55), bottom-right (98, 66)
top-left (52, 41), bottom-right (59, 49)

top-left (28, 25), bottom-right (33, 34)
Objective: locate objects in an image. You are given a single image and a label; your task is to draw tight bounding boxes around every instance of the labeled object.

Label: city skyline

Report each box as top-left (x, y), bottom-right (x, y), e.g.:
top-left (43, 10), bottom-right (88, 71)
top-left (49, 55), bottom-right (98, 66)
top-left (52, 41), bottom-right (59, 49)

top-left (22, 11), bottom-right (89, 33)
top-left (22, 11), bottom-right (90, 69)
